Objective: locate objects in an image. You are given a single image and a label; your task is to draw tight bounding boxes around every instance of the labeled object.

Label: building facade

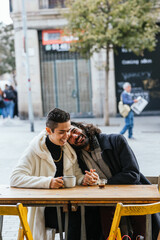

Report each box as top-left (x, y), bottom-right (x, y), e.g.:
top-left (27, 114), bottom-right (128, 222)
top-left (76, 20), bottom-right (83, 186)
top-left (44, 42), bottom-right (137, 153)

top-left (10, 0), bottom-right (160, 119)
top-left (10, 0), bottom-right (116, 118)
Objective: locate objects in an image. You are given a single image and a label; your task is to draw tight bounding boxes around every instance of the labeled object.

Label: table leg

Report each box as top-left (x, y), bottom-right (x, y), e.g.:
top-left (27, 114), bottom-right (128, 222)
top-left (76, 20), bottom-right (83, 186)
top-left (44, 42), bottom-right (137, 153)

top-left (0, 215), bottom-right (3, 240)
top-left (64, 211), bottom-right (68, 240)
top-left (63, 205), bottom-right (68, 240)
top-left (56, 206), bottom-right (63, 240)
top-left (80, 205), bottom-right (86, 240)
top-left (146, 214), bottom-right (152, 240)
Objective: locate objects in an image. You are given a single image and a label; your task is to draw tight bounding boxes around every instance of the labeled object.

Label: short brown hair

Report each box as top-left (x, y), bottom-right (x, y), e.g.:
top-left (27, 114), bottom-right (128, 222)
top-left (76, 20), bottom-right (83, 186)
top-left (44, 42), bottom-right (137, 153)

top-left (46, 108), bottom-right (70, 132)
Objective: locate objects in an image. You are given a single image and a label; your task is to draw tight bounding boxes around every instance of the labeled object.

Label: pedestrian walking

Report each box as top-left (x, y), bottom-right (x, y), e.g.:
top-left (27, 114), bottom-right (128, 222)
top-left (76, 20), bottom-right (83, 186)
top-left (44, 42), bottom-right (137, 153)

top-left (3, 85), bottom-right (16, 119)
top-left (120, 82), bottom-right (139, 139)
top-left (9, 85), bottom-right (18, 117)
top-left (0, 87), bottom-right (5, 118)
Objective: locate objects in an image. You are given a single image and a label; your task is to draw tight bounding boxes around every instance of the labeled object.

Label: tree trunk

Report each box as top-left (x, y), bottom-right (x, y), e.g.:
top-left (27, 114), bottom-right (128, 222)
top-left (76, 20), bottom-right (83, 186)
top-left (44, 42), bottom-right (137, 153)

top-left (104, 45), bottom-right (110, 126)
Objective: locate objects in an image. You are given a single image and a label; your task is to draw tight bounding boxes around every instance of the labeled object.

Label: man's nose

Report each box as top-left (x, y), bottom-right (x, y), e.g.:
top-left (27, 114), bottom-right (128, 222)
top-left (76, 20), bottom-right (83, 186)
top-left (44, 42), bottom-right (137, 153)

top-left (71, 133), bottom-right (78, 139)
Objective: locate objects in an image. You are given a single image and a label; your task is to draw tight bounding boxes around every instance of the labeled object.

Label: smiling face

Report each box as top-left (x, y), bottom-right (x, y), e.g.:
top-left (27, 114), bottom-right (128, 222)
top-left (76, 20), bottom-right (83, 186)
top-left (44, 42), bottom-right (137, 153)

top-left (68, 126), bottom-right (89, 150)
top-left (46, 120), bottom-right (71, 146)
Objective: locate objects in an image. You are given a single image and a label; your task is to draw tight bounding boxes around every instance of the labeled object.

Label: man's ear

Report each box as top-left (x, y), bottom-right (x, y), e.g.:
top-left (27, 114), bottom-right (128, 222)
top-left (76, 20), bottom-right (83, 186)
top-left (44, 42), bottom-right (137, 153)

top-left (46, 127), bottom-right (52, 135)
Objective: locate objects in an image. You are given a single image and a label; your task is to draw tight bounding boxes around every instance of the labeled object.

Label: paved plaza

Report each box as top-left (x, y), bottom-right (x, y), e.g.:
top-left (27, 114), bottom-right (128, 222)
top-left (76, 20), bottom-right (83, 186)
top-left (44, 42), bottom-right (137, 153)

top-left (0, 115), bottom-right (160, 239)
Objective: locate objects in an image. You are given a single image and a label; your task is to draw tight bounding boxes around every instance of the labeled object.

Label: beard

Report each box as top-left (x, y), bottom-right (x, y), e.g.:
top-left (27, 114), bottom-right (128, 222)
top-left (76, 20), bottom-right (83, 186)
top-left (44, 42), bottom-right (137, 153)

top-left (71, 137), bottom-right (89, 150)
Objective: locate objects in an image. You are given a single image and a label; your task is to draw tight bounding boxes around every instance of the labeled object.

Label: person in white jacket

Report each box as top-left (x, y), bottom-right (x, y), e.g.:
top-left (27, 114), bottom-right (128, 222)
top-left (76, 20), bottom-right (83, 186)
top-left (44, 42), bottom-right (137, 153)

top-left (10, 108), bottom-right (98, 240)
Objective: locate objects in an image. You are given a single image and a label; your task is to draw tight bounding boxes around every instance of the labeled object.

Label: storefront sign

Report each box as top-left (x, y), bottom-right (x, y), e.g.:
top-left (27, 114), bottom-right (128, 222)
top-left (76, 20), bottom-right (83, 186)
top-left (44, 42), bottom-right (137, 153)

top-left (45, 43), bottom-right (70, 51)
top-left (42, 29), bottom-right (78, 45)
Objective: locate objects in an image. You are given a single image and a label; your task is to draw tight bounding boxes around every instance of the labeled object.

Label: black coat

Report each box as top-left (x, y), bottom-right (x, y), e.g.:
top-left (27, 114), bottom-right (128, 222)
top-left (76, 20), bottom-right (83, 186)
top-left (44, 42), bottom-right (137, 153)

top-left (98, 133), bottom-right (150, 184)
top-left (76, 133), bottom-right (160, 240)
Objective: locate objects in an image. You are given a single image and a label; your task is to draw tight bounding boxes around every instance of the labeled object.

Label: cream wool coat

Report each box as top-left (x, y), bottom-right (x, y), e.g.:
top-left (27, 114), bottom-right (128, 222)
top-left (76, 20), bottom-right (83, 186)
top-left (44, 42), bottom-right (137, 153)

top-left (10, 130), bottom-right (84, 240)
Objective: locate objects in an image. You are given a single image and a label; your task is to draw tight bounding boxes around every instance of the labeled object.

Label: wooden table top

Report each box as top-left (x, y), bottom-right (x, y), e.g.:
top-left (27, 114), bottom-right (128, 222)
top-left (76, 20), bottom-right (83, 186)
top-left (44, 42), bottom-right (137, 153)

top-left (0, 185), bottom-right (159, 205)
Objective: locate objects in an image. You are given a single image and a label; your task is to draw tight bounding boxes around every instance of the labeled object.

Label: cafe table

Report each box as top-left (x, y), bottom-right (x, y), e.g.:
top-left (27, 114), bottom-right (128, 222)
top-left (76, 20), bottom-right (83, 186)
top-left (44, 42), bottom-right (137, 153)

top-left (0, 184), bottom-right (160, 240)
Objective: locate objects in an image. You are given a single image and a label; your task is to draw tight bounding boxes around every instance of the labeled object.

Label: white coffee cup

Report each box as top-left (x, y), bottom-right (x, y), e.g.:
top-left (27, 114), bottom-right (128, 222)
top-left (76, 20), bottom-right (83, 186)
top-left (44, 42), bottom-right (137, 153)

top-left (63, 175), bottom-right (76, 188)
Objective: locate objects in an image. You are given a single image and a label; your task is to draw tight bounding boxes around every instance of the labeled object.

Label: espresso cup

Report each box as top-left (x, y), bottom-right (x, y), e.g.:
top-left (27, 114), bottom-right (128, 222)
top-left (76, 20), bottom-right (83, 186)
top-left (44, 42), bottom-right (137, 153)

top-left (63, 175), bottom-right (76, 188)
top-left (98, 179), bottom-right (107, 189)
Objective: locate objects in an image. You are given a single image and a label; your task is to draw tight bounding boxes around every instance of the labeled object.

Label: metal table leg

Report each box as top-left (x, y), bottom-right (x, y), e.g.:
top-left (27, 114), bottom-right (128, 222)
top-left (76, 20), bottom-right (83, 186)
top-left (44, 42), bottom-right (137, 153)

top-left (56, 206), bottom-right (63, 240)
top-left (80, 205), bottom-right (86, 240)
top-left (64, 211), bottom-right (68, 240)
top-left (146, 214), bottom-right (152, 240)
top-left (63, 204), bottom-right (68, 240)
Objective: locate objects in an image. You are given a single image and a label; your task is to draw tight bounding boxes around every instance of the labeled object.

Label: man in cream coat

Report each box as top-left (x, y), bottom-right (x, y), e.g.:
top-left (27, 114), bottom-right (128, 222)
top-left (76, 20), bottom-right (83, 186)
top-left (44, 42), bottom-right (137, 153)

top-left (10, 108), bottom-right (98, 240)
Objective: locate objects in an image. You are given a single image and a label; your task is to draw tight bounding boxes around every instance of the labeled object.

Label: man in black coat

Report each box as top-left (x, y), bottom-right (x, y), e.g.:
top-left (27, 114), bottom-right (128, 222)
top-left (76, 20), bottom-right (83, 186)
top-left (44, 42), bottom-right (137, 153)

top-left (68, 121), bottom-right (160, 240)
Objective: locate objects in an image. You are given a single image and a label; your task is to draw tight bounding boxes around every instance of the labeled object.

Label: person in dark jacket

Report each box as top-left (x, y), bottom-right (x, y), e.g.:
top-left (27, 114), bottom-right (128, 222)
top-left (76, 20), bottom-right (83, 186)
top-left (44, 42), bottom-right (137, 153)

top-left (3, 85), bottom-right (16, 118)
top-left (0, 88), bottom-right (5, 117)
top-left (68, 121), bottom-right (160, 240)
top-left (9, 86), bottom-right (18, 117)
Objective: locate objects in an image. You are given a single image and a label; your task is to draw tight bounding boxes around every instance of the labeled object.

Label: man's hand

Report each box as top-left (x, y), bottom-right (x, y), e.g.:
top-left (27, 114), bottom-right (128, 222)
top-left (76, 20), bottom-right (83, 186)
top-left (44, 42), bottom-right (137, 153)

top-left (90, 169), bottom-right (99, 182)
top-left (82, 169), bottom-right (99, 186)
top-left (134, 99), bottom-right (138, 103)
top-left (49, 177), bottom-right (64, 189)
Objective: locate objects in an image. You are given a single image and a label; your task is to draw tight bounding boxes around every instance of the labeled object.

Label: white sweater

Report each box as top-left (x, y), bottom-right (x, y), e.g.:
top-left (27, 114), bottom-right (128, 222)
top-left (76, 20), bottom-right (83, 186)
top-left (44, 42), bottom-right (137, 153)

top-left (10, 130), bottom-right (84, 240)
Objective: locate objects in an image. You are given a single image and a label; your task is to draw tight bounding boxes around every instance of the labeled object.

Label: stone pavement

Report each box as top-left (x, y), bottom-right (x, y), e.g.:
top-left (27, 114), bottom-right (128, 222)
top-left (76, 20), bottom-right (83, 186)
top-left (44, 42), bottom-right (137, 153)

top-left (0, 115), bottom-right (160, 239)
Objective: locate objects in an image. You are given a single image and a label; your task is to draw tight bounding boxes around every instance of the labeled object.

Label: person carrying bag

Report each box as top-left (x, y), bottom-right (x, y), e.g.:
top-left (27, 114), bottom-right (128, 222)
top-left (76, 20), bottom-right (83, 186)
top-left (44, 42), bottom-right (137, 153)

top-left (119, 82), bottom-right (139, 139)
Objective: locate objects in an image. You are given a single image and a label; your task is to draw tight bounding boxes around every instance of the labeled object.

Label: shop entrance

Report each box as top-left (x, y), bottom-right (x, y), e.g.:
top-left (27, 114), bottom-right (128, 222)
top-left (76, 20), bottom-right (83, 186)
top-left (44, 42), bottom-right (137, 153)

top-left (39, 42), bottom-right (92, 117)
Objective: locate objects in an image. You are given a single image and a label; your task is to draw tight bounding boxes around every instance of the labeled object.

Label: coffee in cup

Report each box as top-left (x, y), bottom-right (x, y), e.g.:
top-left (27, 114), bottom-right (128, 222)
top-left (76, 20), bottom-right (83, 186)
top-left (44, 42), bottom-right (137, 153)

top-left (63, 175), bottom-right (76, 188)
top-left (98, 179), bottom-right (107, 189)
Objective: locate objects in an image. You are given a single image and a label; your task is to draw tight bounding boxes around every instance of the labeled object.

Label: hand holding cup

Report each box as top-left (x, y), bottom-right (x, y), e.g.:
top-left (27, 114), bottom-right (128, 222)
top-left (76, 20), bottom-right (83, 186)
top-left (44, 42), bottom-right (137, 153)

top-left (50, 177), bottom-right (64, 189)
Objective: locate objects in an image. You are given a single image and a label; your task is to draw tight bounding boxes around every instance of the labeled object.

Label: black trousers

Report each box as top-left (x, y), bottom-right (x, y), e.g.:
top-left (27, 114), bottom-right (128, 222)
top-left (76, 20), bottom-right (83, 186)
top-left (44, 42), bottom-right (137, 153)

top-left (45, 206), bottom-right (103, 240)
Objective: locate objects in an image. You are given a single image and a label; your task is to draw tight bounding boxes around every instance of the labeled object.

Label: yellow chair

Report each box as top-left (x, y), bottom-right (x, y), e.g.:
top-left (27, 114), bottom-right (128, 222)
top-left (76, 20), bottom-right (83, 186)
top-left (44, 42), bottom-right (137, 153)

top-left (108, 201), bottom-right (160, 240)
top-left (0, 203), bottom-right (33, 240)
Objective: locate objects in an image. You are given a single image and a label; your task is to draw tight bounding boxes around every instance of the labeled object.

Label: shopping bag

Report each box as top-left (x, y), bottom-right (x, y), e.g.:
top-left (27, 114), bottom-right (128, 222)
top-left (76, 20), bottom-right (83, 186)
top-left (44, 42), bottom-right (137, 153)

top-left (118, 101), bottom-right (131, 117)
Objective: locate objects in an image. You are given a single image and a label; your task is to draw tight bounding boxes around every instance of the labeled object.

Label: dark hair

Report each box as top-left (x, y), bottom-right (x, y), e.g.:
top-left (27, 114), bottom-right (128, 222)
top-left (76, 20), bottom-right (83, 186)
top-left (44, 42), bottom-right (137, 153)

top-left (71, 121), bottom-right (101, 140)
top-left (9, 85), bottom-right (14, 91)
top-left (46, 108), bottom-right (70, 132)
